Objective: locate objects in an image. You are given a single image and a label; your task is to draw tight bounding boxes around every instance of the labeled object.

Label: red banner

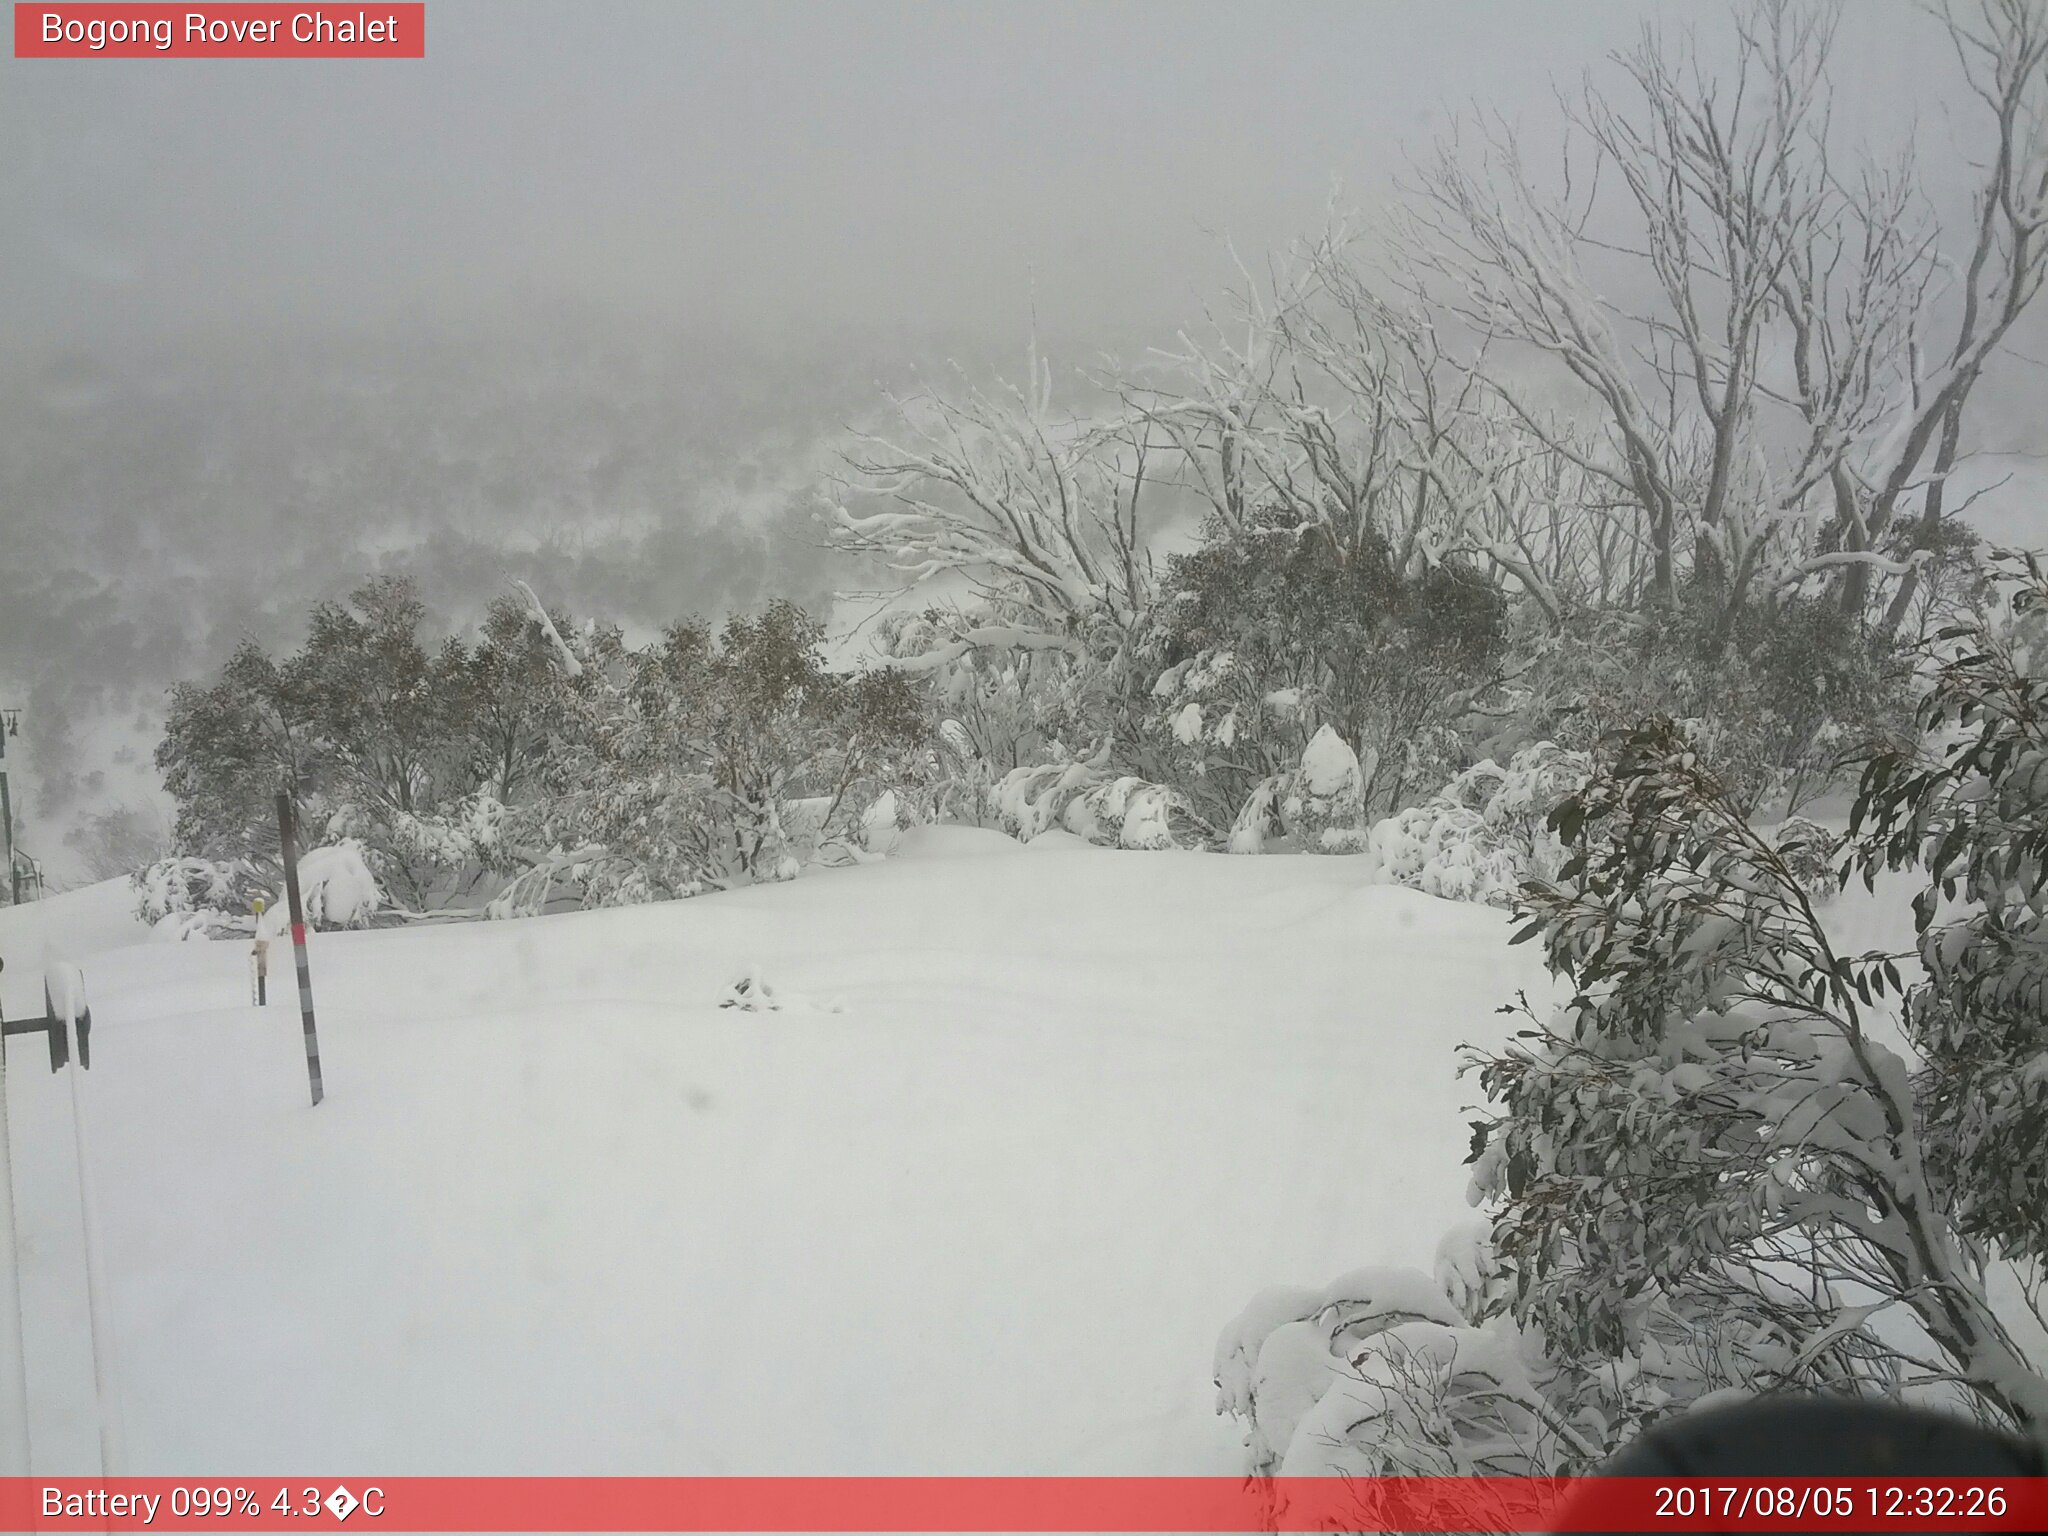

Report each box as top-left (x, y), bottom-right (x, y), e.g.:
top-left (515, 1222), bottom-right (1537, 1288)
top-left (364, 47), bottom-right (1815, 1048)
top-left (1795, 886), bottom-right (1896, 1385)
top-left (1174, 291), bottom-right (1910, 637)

top-left (1, 1476), bottom-right (2044, 1532)
top-left (13, 5), bottom-right (424, 58)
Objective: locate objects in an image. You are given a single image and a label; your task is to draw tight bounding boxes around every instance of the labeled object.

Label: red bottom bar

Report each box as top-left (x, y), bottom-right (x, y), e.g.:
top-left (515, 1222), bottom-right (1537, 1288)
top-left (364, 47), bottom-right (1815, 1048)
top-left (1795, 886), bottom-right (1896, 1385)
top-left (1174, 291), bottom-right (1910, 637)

top-left (1, 1476), bottom-right (2043, 1532)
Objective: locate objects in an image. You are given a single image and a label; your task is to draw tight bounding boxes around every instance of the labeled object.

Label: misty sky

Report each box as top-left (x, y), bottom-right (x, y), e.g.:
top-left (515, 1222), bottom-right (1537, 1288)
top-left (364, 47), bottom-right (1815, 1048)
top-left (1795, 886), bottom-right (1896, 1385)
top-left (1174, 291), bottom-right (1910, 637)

top-left (2, 1), bottom-right (1947, 351)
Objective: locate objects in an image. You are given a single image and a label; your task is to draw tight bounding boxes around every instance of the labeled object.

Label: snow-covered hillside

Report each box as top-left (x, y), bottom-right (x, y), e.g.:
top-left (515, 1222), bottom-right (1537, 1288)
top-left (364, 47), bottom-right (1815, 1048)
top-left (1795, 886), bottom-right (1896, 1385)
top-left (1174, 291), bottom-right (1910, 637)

top-left (1, 831), bottom-right (1550, 1476)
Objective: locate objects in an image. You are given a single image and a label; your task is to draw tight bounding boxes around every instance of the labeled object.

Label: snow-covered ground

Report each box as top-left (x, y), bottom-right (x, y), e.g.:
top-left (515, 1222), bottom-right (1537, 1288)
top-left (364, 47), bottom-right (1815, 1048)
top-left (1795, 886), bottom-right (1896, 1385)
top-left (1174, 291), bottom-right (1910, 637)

top-left (0, 831), bottom-right (1551, 1476)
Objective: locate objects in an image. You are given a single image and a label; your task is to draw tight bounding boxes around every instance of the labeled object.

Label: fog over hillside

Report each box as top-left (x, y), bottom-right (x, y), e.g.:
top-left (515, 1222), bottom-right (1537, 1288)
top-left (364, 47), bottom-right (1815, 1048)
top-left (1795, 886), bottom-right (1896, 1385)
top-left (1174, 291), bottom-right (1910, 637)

top-left (0, 315), bottom-right (981, 873)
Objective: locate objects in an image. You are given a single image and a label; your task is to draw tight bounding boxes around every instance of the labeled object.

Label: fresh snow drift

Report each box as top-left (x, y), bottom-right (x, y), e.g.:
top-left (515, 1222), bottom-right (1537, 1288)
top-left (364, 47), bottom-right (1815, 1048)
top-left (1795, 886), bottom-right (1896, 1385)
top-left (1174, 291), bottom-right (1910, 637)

top-left (0, 833), bottom-right (1549, 1475)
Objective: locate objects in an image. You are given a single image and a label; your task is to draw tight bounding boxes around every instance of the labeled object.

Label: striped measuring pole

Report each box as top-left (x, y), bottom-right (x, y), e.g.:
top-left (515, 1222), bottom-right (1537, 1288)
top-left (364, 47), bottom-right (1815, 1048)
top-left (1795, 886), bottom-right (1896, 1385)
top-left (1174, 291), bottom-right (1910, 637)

top-left (275, 793), bottom-right (325, 1107)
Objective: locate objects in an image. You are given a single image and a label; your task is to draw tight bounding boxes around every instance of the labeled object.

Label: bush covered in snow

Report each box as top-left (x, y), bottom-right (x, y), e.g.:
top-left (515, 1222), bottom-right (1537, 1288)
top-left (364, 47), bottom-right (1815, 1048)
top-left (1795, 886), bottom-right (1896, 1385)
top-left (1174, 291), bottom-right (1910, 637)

top-left (1140, 508), bottom-right (1509, 831)
top-left (869, 603), bottom-right (1126, 826)
top-left (478, 600), bottom-right (931, 914)
top-left (132, 841), bottom-right (383, 938)
top-left (1213, 1222), bottom-right (1876, 1481)
top-left (1215, 1255), bottom-right (1592, 1482)
top-left (1462, 574), bottom-right (2048, 1442)
top-left (132, 855), bottom-right (268, 940)
top-left (294, 840), bottom-right (383, 927)
top-left (1367, 742), bottom-right (1591, 906)
top-left (989, 747), bottom-right (1214, 850)
top-left (1494, 595), bottom-right (1913, 819)
top-left (1224, 724), bottom-right (1378, 855)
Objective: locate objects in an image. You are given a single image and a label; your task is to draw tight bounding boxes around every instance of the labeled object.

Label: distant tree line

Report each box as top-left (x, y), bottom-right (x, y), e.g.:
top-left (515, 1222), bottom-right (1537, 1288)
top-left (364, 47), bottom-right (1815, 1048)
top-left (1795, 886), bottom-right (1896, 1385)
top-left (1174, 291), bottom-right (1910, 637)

top-left (148, 574), bottom-right (927, 930)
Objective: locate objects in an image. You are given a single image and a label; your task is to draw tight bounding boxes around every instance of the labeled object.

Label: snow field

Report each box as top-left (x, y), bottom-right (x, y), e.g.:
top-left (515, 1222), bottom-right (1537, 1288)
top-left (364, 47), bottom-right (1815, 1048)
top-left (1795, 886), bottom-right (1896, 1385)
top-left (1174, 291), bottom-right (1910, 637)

top-left (2, 829), bottom-right (1551, 1475)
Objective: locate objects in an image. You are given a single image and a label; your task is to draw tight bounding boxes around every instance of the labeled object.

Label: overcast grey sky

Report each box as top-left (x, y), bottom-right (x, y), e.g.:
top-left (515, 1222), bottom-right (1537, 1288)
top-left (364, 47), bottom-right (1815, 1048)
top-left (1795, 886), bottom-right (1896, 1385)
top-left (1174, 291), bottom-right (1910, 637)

top-left (2, 1), bottom-right (1946, 354)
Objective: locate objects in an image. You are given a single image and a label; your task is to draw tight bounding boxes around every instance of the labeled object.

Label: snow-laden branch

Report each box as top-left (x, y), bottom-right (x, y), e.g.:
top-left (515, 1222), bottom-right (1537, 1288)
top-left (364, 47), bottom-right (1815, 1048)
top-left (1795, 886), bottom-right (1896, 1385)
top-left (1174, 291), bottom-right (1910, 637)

top-left (515, 580), bottom-right (583, 678)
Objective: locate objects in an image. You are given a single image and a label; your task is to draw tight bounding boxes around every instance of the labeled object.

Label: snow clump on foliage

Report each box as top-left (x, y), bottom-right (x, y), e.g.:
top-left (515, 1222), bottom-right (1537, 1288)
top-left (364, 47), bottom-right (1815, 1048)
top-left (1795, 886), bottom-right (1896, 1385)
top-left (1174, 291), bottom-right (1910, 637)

top-left (295, 840), bottom-right (383, 928)
top-left (1226, 724), bottom-right (1379, 855)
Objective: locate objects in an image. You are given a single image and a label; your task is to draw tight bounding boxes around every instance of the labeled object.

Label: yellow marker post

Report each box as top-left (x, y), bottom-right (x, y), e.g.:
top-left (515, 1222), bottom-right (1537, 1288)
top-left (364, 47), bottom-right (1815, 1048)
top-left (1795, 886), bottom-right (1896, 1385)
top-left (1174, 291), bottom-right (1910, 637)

top-left (251, 896), bottom-right (269, 1007)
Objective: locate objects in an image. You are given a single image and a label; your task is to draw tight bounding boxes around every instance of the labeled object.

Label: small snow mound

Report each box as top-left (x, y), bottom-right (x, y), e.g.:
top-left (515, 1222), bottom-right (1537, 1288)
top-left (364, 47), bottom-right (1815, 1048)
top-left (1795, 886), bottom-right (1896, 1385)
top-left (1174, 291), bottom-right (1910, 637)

top-left (1118, 783), bottom-right (1182, 850)
top-left (296, 841), bottom-right (383, 927)
top-left (720, 970), bottom-right (782, 1011)
top-left (1298, 725), bottom-right (1362, 800)
top-left (860, 791), bottom-right (904, 854)
top-left (151, 910), bottom-right (221, 942)
top-left (719, 967), bottom-right (845, 1015)
top-left (1019, 829), bottom-right (1092, 852)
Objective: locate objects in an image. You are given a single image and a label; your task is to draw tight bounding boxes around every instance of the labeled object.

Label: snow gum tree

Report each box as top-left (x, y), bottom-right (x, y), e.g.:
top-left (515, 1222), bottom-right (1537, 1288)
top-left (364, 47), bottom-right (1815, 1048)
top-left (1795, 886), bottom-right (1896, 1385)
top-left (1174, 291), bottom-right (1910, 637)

top-left (1405, 0), bottom-right (2048, 632)
top-left (832, 353), bottom-right (1161, 675)
top-left (1853, 553), bottom-right (2048, 1331)
top-left (1467, 559), bottom-right (2048, 1435)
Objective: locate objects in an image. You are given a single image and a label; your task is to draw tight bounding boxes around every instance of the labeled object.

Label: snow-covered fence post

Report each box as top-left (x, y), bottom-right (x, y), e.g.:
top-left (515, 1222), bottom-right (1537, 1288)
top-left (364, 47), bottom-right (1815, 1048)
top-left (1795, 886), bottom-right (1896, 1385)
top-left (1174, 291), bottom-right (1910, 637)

top-left (275, 794), bottom-right (324, 1107)
top-left (0, 961), bottom-right (30, 1476)
top-left (251, 896), bottom-right (268, 1007)
top-left (46, 970), bottom-right (89, 1071)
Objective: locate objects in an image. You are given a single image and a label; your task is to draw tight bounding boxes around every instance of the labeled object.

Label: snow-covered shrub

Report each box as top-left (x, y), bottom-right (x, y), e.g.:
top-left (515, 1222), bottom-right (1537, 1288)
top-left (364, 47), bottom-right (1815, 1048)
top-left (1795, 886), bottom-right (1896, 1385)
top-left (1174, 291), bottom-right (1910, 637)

top-left (444, 598), bottom-right (932, 917)
top-left (1282, 724), bottom-right (1374, 852)
top-left (153, 578), bottom-right (932, 922)
top-left (1215, 1262), bottom-right (1573, 1485)
top-left (1220, 1221), bottom-right (1891, 1483)
top-left (1471, 693), bottom-right (2048, 1435)
top-left (1500, 593), bottom-right (1912, 817)
top-left (1214, 1267), bottom-right (1462, 1474)
top-left (990, 750), bottom-right (1110, 842)
top-left (1368, 741), bottom-right (1591, 905)
top-left (131, 855), bottom-right (267, 939)
top-left (132, 843), bottom-right (384, 936)
top-left (869, 603), bottom-right (1127, 828)
top-left (989, 748), bottom-right (1213, 850)
top-left (1142, 508), bottom-right (1509, 829)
